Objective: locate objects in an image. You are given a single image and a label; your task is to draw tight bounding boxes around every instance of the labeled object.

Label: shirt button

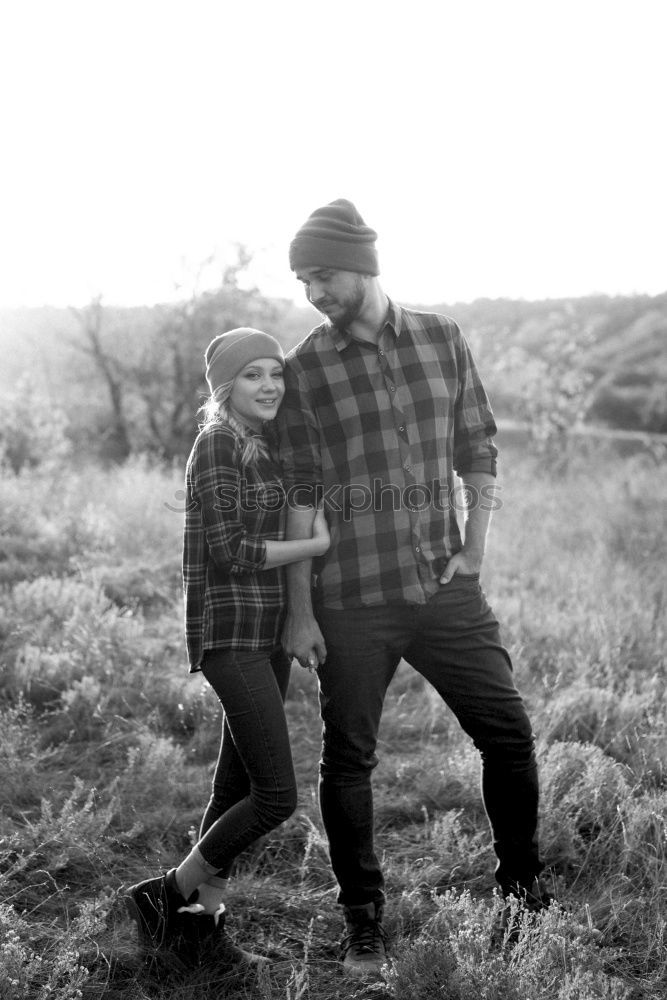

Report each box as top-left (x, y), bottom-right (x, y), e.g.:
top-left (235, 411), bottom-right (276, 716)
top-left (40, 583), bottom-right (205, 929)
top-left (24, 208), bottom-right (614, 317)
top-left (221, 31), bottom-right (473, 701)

top-left (415, 546), bottom-right (421, 553)
top-left (398, 426), bottom-right (405, 432)
top-left (389, 385), bottom-right (395, 391)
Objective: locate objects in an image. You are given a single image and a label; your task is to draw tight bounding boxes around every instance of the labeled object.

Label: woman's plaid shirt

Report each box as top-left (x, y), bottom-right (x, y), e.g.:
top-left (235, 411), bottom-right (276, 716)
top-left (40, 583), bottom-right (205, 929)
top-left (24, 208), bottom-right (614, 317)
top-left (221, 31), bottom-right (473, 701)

top-left (182, 423), bottom-right (286, 670)
top-left (277, 300), bottom-right (498, 609)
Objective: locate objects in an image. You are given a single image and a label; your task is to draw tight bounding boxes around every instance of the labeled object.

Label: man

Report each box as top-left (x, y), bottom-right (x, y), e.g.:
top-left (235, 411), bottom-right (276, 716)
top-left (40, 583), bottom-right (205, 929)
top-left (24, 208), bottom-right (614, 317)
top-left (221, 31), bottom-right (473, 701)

top-left (277, 199), bottom-right (547, 977)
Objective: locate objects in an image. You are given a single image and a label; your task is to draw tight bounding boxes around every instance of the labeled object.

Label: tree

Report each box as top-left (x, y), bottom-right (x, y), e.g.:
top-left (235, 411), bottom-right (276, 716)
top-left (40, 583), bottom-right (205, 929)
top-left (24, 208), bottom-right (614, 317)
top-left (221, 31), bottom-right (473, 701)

top-left (495, 325), bottom-right (596, 472)
top-left (69, 296), bottom-right (132, 460)
top-left (126, 248), bottom-right (284, 459)
top-left (61, 249), bottom-right (291, 461)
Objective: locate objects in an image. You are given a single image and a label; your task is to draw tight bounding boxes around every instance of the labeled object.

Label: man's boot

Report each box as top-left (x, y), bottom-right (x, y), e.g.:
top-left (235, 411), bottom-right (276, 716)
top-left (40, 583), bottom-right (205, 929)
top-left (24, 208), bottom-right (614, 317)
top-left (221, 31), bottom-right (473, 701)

top-left (340, 901), bottom-right (388, 978)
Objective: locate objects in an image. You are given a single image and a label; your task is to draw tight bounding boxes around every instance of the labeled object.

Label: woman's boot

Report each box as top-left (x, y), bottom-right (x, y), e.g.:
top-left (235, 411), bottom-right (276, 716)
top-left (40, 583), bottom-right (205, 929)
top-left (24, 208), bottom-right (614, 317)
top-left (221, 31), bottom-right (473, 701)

top-left (175, 904), bottom-right (268, 969)
top-left (126, 868), bottom-right (194, 954)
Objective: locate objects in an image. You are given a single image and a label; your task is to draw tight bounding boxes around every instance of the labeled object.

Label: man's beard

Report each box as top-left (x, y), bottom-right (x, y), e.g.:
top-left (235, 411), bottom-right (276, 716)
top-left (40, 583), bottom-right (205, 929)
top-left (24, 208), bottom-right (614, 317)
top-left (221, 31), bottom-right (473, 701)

top-left (319, 278), bottom-right (366, 332)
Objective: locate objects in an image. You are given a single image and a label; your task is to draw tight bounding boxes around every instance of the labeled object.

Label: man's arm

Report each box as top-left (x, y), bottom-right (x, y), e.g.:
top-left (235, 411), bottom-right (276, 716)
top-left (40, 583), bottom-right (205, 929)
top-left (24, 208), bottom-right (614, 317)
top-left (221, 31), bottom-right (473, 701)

top-left (276, 356), bottom-right (327, 667)
top-left (443, 320), bottom-right (499, 583)
top-left (440, 471), bottom-right (495, 583)
top-left (282, 505), bottom-right (328, 668)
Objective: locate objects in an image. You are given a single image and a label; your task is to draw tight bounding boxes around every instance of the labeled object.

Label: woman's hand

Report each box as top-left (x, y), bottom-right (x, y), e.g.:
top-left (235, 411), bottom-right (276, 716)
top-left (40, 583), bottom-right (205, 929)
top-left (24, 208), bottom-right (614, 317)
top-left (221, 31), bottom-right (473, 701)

top-left (311, 506), bottom-right (330, 555)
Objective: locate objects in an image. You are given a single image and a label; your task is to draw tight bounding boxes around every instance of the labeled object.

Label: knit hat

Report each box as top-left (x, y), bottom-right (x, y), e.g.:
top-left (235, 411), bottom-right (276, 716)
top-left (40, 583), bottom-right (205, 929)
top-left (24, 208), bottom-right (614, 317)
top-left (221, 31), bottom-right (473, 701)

top-left (205, 328), bottom-right (284, 394)
top-left (289, 198), bottom-right (379, 275)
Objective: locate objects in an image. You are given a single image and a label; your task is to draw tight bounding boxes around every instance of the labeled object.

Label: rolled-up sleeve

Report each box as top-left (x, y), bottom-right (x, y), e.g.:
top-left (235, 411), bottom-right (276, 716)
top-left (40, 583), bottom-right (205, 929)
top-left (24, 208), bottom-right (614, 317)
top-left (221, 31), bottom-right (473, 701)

top-left (191, 427), bottom-right (267, 573)
top-left (451, 329), bottom-right (498, 477)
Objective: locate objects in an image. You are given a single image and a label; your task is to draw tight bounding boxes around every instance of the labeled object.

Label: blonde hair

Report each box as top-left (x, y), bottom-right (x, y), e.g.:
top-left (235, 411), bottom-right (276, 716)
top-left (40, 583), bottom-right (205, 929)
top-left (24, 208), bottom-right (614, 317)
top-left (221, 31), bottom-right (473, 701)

top-left (198, 380), bottom-right (272, 467)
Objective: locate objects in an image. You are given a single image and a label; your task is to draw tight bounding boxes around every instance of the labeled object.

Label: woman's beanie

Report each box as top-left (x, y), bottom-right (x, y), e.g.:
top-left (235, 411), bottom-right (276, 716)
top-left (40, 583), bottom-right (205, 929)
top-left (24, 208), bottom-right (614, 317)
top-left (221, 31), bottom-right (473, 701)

top-left (205, 328), bottom-right (284, 394)
top-left (289, 198), bottom-right (379, 275)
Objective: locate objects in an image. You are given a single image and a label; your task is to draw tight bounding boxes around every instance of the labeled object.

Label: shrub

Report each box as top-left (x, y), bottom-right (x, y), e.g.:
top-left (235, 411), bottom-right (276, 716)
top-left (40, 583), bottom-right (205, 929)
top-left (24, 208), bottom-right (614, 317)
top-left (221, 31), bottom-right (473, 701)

top-left (10, 778), bottom-right (117, 874)
top-left (384, 889), bottom-right (630, 1000)
top-left (376, 743), bottom-right (486, 826)
top-left (0, 904), bottom-right (89, 1000)
top-left (618, 794), bottom-right (667, 889)
top-left (384, 809), bottom-right (495, 896)
top-left (114, 729), bottom-right (207, 844)
top-left (0, 456), bottom-right (183, 586)
top-left (0, 374), bottom-right (72, 475)
top-left (539, 683), bottom-right (656, 765)
top-left (3, 577), bottom-right (143, 710)
top-left (0, 699), bottom-right (57, 813)
top-left (538, 742), bottom-right (631, 882)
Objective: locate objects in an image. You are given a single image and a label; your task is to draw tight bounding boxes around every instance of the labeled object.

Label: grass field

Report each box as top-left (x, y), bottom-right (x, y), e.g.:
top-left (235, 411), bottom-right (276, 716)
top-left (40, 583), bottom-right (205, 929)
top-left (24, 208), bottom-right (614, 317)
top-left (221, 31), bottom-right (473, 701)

top-left (1, 440), bottom-right (665, 999)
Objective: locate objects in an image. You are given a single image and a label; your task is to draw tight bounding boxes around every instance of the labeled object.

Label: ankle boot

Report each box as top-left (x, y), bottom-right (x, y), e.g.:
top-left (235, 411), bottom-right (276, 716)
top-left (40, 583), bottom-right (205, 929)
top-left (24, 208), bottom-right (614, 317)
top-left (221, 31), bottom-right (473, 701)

top-left (126, 868), bottom-right (194, 952)
top-left (341, 902), bottom-right (388, 978)
top-left (176, 906), bottom-right (268, 969)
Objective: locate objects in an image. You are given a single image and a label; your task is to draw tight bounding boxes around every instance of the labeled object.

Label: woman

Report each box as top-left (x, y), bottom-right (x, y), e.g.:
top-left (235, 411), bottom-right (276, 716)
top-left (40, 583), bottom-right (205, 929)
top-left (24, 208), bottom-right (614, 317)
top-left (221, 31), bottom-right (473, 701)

top-left (127, 327), bottom-right (329, 969)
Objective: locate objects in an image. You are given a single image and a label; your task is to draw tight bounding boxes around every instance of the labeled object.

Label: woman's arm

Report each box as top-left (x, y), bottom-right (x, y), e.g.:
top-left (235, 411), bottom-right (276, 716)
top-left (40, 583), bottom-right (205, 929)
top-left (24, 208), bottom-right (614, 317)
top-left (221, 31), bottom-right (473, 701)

top-left (191, 425), bottom-right (329, 573)
top-left (262, 506), bottom-right (329, 569)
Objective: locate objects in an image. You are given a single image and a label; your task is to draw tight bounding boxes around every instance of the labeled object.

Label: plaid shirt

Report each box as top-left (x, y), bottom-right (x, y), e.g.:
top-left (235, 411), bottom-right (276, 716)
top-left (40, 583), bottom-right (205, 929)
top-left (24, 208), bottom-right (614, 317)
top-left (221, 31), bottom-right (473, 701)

top-left (183, 423), bottom-right (286, 670)
top-left (277, 300), bottom-right (498, 609)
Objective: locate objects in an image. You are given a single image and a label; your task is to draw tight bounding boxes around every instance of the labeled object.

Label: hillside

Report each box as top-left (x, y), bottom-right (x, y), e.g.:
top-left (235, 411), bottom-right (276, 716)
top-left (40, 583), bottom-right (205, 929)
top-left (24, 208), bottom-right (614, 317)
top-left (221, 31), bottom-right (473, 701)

top-left (422, 293), bottom-right (667, 432)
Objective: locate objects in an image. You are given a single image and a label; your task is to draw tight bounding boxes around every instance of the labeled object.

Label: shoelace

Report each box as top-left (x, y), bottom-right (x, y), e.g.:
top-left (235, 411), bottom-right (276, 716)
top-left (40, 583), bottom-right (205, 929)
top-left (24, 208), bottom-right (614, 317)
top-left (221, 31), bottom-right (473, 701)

top-left (342, 920), bottom-right (387, 956)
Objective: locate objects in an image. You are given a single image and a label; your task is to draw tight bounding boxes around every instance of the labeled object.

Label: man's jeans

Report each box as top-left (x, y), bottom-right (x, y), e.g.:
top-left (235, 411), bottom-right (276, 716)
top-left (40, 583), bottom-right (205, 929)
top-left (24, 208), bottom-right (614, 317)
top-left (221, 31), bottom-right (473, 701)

top-left (198, 647), bottom-right (297, 875)
top-left (315, 575), bottom-right (542, 906)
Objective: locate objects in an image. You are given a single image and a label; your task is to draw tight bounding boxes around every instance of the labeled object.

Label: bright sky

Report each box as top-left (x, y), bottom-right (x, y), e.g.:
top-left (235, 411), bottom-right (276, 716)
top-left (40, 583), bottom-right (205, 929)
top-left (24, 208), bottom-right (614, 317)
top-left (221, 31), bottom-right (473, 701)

top-left (0, 0), bottom-right (665, 308)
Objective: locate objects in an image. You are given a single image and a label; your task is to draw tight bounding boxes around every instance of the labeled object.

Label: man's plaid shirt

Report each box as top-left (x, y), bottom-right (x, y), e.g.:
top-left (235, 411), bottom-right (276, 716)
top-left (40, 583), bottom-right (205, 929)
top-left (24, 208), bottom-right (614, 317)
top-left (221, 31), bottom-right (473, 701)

top-left (277, 300), bottom-right (498, 609)
top-left (183, 423), bottom-right (286, 670)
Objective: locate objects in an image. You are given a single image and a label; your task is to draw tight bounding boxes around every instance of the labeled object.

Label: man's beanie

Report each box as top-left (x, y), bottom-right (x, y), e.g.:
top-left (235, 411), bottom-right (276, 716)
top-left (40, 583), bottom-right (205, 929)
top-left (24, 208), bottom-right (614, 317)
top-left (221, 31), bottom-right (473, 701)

top-left (205, 328), bottom-right (284, 394)
top-left (289, 198), bottom-right (379, 275)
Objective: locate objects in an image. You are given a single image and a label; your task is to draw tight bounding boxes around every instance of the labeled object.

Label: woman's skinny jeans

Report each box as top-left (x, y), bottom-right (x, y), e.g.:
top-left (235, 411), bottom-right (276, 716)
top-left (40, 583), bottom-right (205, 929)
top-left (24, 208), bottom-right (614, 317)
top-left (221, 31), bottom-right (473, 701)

top-left (197, 647), bottom-right (297, 876)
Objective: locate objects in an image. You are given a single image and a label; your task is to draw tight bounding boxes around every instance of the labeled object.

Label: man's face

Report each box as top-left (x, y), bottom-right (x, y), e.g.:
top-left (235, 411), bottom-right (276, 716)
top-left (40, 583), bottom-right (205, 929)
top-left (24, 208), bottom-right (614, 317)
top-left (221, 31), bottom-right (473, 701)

top-left (295, 266), bottom-right (368, 330)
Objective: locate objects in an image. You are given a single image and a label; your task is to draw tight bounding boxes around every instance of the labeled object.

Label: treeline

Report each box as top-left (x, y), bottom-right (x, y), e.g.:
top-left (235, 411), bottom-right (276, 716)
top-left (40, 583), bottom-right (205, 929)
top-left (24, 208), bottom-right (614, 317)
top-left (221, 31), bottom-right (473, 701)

top-left (0, 264), bottom-right (665, 469)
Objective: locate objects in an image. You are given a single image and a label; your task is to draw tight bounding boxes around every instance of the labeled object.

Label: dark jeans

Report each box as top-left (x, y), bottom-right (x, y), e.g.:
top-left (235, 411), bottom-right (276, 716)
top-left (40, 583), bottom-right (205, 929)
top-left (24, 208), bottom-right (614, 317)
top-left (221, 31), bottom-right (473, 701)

top-left (315, 576), bottom-right (542, 906)
top-left (198, 647), bottom-right (297, 876)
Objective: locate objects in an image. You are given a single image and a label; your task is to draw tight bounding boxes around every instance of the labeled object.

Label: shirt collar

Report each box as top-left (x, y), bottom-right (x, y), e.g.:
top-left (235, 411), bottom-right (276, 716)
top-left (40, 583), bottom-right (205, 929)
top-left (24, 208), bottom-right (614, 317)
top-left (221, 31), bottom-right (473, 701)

top-left (327, 298), bottom-right (403, 353)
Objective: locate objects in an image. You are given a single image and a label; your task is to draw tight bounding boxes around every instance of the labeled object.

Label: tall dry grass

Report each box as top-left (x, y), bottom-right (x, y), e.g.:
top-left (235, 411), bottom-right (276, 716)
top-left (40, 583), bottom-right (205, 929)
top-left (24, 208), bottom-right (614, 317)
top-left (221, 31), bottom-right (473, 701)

top-left (0, 441), bottom-right (665, 999)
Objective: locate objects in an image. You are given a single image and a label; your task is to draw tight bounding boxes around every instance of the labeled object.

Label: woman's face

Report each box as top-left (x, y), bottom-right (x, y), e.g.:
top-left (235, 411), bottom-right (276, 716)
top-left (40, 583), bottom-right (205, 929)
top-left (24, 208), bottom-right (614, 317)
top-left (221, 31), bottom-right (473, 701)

top-left (229, 357), bottom-right (285, 430)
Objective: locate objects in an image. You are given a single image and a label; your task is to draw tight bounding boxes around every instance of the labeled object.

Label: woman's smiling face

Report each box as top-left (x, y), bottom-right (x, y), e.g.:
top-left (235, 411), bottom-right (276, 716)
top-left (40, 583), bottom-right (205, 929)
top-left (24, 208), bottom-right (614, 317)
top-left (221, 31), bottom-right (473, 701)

top-left (229, 357), bottom-right (285, 430)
